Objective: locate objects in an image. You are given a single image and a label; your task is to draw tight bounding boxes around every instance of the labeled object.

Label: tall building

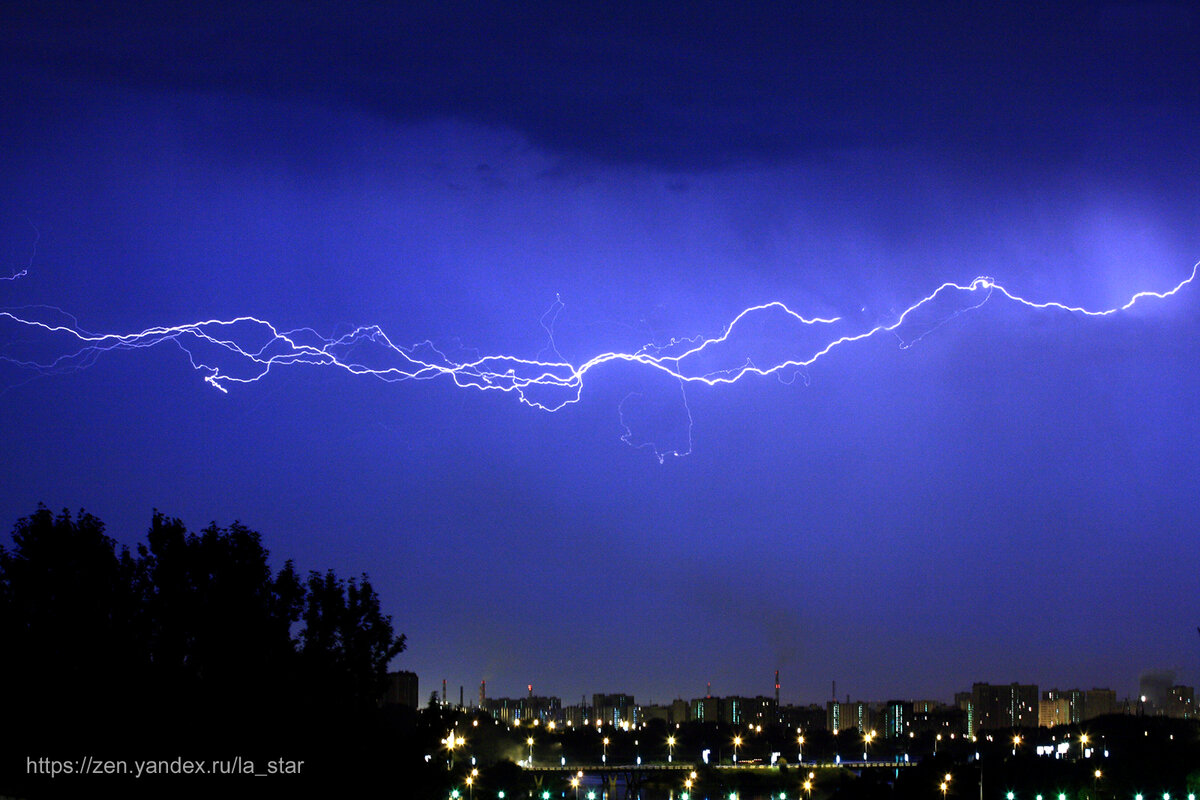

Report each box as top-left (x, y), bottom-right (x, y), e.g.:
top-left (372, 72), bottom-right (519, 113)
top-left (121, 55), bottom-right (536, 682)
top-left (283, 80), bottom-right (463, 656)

top-left (826, 700), bottom-right (872, 734)
top-left (563, 704), bottom-right (588, 727)
top-left (738, 696), bottom-right (778, 727)
top-left (969, 683), bottom-right (1038, 732)
top-left (1038, 696), bottom-right (1071, 728)
top-left (641, 704), bottom-right (670, 723)
top-left (884, 701), bottom-right (912, 738)
top-left (780, 704), bottom-right (827, 731)
top-left (910, 701), bottom-right (963, 738)
top-left (1165, 685), bottom-right (1195, 720)
top-left (1083, 688), bottom-right (1116, 720)
top-left (593, 694), bottom-right (637, 727)
top-left (1042, 689), bottom-right (1084, 724)
top-left (955, 692), bottom-right (976, 737)
top-left (691, 696), bottom-right (719, 723)
top-left (723, 697), bottom-right (747, 726)
top-left (483, 694), bottom-right (562, 725)
top-left (381, 670), bottom-right (419, 708)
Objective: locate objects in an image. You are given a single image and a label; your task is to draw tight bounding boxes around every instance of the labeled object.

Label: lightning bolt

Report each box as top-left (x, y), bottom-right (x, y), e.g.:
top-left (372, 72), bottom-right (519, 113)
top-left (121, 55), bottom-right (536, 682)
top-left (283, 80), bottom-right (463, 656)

top-left (2, 217), bottom-right (38, 281)
top-left (1, 260), bottom-right (1196, 459)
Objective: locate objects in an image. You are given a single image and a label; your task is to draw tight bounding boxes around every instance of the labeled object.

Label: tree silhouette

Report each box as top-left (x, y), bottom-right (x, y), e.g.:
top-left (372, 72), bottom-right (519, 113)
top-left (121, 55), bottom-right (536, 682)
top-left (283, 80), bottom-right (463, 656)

top-left (0, 505), bottom-right (408, 796)
top-left (300, 569), bottom-right (407, 710)
top-left (136, 513), bottom-right (303, 708)
top-left (0, 506), bottom-right (142, 705)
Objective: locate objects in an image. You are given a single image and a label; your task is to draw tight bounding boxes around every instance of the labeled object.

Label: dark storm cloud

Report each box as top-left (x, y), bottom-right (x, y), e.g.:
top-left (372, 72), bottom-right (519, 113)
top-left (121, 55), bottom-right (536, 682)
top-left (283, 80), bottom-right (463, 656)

top-left (5, 1), bottom-right (1198, 170)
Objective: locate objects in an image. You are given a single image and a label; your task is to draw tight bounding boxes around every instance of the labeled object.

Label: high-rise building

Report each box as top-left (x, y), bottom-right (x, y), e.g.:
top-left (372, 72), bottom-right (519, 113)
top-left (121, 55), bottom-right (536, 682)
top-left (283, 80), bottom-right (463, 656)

top-left (724, 697), bottom-right (745, 726)
top-left (1042, 689), bottom-right (1084, 724)
top-left (563, 704), bottom-right (588, 727)
top-left (381, 670), bottom-right (419, 708)
top-left (780, 704), bottom-right (827, 731)
top-left (884, 701), bottom-right (912, 738)
top-left (969, 683), bottom-right (1038, 732)
top-left (955, 692), bottom-right (975, 737)
top-left (641, 704), bottom-right (670, 723)
top-left (1165, 685), bottom-right (1195, 719)
top-left (1083, 688), bottom-right (1116, 720)
top-left (1038, 696), bottom-right (1071, 728)
top-left (826, 700), bottom-right (872, 734)
top-left (909, 701), bottom-right (963, 738)
top-left (739, 696), bottom-right (778, 727)
top-left (691, 696), bottom-right (719, 723)
top-left (483, 694), bottom-right (562, 725)
top-left (593, 694), bottom-right (637, 727)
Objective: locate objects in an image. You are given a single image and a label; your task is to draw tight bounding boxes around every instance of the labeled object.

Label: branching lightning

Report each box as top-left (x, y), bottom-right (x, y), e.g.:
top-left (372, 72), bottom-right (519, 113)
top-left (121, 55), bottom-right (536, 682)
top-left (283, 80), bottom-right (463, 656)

top-left (1, 260), bottom-right (1196, 459)
top-left (3, 218), bottom-right (37, 282)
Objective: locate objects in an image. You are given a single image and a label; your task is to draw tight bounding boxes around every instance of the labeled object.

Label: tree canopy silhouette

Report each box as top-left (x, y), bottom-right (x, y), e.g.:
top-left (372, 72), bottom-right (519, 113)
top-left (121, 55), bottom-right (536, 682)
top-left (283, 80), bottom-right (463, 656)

top-left (0, 504), bottom-right (407, 794)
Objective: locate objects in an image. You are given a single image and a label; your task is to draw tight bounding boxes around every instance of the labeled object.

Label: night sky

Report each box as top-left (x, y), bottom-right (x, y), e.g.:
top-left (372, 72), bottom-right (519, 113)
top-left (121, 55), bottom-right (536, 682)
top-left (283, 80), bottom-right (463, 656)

top-left (2, 2), bottom-right (1199, 706)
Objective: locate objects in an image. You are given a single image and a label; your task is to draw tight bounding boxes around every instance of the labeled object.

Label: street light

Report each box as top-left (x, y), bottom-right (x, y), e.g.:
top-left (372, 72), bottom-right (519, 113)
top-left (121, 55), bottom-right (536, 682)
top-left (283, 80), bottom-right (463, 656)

top-left (570, 777), bottom-right (579, 799)
top-left (941, 773), bottom-right (952, 800)
top-left (446, 732), bottom-right (464, 771)
top-left (1012, 734), bottom-right (1021, 756)
top-left (602, 737), bottom-right (609, 764)
top-left (1093, 769), bottom-right (1101, 800)
top-left (798, 734), bottom-right (805, 764)
top-left (526, 736), bottom-right (534, 765)
top-left (733, 735), bottom-right (742, 764)
top-left (863, 730), bottom-right (876, 762)
top-left (668, 735), bottom-right (676, 763)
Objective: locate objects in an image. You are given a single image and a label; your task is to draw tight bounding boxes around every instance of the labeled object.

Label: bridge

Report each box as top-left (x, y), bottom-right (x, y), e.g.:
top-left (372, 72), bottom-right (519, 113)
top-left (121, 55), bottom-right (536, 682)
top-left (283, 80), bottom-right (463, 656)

top-left (522, 761), bottom-right (914, 798)
top-left (525, 761), bottom-right (913, 773)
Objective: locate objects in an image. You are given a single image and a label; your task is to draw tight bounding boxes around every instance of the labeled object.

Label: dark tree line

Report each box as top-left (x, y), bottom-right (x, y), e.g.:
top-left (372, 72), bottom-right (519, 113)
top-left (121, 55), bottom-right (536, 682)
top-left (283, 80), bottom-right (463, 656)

top-left (0, 505), bottom-right (408, 797)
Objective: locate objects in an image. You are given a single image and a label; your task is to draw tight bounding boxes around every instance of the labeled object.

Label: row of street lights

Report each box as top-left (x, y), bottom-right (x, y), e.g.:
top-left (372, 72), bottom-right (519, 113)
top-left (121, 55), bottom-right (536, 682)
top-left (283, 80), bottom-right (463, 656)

top-left (452, 726), bottom-right (887, 768)
top-left (998, 792), bottom-right (1195, 800)
top-left (452, 781), bottom-right (1196, 800)
top-left (458, 724), bottom-right (1117, 770)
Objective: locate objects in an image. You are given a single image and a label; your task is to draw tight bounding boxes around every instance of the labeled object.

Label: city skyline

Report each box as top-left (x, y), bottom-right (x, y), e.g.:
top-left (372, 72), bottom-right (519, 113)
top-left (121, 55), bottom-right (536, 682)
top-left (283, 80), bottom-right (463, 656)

top-left (3, 3), bottom-right (1200, 707)
top-left (405, 669), bottom-right (1194, 714)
